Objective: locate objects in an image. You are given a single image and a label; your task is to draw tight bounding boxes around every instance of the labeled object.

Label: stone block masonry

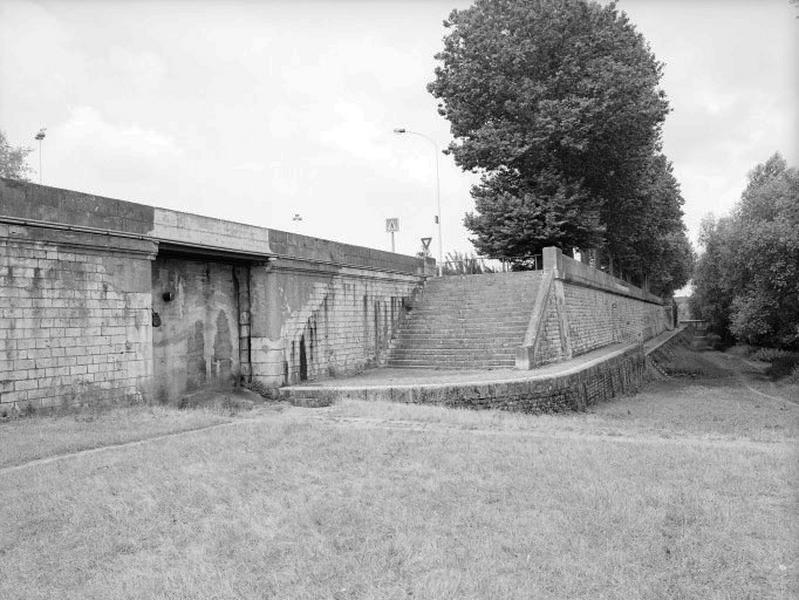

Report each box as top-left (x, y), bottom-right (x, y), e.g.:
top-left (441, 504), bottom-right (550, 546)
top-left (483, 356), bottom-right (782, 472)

top-left (249, 260), bottom-right (423, 388)
top-left (1, 178), bottom-right (432, 413)
top-left (0, 224), bottom-right (155, 414)
top-left (284, 344), bottom-right (647, 414)
top-left (516, 247), bottom-right (671, 369)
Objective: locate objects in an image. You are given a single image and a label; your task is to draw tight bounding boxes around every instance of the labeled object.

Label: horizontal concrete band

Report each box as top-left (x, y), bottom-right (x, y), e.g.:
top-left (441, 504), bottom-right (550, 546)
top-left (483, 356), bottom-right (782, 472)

top-left (0, 179), bottom-right (432, 276)
top-left (545, 247), bottom-right (663, 305)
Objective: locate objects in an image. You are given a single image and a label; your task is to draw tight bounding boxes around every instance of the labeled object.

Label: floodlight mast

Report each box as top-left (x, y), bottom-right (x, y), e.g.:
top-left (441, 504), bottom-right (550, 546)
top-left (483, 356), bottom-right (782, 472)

top-left (393, 128), bottom-right (443, 276)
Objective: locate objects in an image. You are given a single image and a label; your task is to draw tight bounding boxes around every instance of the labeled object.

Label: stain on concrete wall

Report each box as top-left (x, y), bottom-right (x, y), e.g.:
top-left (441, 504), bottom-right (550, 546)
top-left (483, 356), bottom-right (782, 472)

top-left (151, 256), bottom-right (240, 402)
top-left (1, 180), bottom-right (430, 408)
top-left (0, 228), bottom-right (154, 414)
top-left (249, 262), bottom-right (422, 387)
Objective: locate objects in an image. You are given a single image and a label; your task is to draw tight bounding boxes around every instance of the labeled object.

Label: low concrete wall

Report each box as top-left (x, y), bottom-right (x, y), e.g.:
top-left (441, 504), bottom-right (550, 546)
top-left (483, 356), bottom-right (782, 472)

top-left (0, 179), bottom-right (431, 412)
top-left (517, 247), bottom-right (670, 369)
top-left (284, 344), bottom-right (646, 414)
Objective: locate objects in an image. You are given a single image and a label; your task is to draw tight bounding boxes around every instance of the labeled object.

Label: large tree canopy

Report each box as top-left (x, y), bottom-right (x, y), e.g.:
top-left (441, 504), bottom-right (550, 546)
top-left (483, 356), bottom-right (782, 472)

top-left (0, 129), bottom-right (32, 181)
top-left (690, 153), bottom-right (799, 349)
top-left (429, 0), bottom-right (691, 294)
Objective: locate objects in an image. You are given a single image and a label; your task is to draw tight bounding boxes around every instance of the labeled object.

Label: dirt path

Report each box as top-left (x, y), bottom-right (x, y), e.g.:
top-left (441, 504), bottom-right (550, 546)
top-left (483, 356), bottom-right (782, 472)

top-left (699, 351), bottom-right (796, 404)
top-left (299, 413), bottom-right (794, 453)
top-left (0, 419), bottom-right (248, 475)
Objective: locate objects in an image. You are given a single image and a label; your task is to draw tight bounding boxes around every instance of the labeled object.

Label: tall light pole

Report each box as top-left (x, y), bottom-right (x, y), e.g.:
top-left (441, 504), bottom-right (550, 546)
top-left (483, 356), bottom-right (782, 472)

top-left (393, 127), bottom-right (443, 276)
top-left (34, 128), bottom-right (46, 184)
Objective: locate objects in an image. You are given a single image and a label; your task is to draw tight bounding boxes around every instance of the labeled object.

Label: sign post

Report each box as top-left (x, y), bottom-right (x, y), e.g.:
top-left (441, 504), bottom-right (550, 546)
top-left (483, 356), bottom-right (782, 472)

top-left (385, 218), bottom-right (399, 252)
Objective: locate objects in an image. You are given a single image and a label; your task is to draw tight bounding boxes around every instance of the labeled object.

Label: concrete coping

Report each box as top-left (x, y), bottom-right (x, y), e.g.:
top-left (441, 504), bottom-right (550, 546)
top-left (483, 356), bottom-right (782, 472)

top-left (0, 178), bottom-right (433, 277)
top-left (643, 327), bottom-right (686, 355)
top-left (543, 247), bottom-right (664, 305)
top-left (283, 341), bottom-right (642, 394)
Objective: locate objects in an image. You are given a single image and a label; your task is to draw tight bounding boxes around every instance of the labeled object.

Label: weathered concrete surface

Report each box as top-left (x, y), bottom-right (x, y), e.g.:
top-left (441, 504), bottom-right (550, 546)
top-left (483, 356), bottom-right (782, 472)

top-left (151, 256), bottom-right (242, 401)
top-left (249, 261), bottom-right (421, 387)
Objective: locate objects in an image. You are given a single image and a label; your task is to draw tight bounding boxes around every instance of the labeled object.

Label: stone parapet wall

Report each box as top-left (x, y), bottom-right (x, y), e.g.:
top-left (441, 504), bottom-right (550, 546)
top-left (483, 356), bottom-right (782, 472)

top-left (0, 178), bottom-right (433, 276)
top-left (517, 247), bottom-right (670, 369)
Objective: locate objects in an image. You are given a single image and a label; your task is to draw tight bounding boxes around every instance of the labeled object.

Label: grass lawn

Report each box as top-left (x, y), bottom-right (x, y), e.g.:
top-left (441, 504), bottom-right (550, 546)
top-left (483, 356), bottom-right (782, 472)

top-left (0, 351), bottom-right (797, 599)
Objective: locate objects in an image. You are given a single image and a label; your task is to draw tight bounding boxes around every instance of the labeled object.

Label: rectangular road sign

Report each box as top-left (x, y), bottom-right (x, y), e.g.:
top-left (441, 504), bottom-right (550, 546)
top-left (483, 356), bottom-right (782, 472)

top-left (385, 218), bottom-right (399, 232)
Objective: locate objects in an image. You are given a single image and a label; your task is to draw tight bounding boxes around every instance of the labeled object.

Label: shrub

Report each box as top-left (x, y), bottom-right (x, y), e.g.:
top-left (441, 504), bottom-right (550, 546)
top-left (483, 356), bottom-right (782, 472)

top-left (750, 347), bottom-right (792, 362)
top-left (766, 354), bottom-right (799, 380)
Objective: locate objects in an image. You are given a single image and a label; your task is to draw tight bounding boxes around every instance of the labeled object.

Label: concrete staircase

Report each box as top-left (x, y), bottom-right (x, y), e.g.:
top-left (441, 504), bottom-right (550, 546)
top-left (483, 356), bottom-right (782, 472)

top-left (386, 271), bottom-right (543, 369)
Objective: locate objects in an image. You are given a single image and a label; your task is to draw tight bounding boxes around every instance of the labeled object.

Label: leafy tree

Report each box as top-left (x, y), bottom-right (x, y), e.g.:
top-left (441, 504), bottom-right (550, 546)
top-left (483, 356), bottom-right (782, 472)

top-left (429, 0), bottom-right (690, 294)
top-left (605, 153), bottom-right (694, 295)
top-left (0, 129), bottom-right (33, 181)
top-left (689, 216), bottom-right (736, 344)
top-left (691, 153), bottom-right (799, 349)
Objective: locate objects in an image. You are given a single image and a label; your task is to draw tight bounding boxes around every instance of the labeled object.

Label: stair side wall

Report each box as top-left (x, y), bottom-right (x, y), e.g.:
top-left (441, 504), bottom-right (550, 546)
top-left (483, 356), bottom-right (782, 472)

top-left (517, 247), bottom-right (673, 369)
top-left (249, 259), bottom-right (424, 387)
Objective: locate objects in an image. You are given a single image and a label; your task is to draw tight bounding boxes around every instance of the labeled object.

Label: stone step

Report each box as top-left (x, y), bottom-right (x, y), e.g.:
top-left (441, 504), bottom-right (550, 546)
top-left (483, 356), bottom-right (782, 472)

top-left (407, 307), bottom-right (532, 315)
top-left (394, 327), bottom-right (526, 336)
top-left (389, 348), bottom-right (516, 362)
top-left (391, 342), bottom-right (520, 350)
top-left (386, 271), bottom-right (542, 370)
top-left (394, 331), bottom-right (525, 348)
top-left (400, 317), bottom-right (530, 326)
top-left (408, 307), bottom-right (532, 315)
top-left (386, 359), bottom-right (515, 369)
top-left (395, 329), bottom-right (527, 338)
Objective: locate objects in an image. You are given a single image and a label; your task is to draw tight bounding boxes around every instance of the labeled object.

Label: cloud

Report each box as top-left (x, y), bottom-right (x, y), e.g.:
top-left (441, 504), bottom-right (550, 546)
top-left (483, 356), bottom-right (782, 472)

top-left (60, 106), bottom-right (180, 160)
top-left (104, 47), bottom-right (167, 91)
top-left (46, 106), bottom-right (182, 196)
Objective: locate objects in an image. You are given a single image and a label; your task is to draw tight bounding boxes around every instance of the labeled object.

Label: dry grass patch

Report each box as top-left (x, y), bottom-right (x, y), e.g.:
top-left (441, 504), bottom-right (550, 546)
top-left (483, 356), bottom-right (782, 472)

top-left (1, 348), bottom-right (797, 599)
top-left (1, 401), bottom-right (797, 599)
top-left (322, 377), bottom-right (799, 444)
top-left (0, 406), bottom-right (232, 470)
top-left (0, 389), bottom-right (271, 470)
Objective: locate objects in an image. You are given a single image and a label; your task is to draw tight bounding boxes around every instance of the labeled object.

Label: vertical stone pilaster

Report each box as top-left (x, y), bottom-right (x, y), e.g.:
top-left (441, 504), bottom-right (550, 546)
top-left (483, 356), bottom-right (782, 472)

top-left (552, 278), bottom-right (573, 360)
top-left (249, 262), bottom-right (285, 388)
top-left (234, 264), bottom-right (252, 383)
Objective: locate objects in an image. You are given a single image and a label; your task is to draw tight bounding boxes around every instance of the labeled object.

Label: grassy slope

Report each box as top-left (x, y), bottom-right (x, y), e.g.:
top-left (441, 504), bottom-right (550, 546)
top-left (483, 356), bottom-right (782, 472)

top-left (0, 351), bottom-right (797, 599)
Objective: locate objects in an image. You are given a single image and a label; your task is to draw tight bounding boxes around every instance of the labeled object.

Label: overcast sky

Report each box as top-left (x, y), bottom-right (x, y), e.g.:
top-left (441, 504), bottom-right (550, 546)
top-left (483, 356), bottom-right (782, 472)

top-left (1, 0), bottom-right (796, 259)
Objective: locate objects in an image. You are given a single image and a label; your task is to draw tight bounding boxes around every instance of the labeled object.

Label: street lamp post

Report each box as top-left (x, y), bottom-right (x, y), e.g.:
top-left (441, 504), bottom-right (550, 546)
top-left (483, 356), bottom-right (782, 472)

top-left (393, 127), bottom-right (443, 276)
top-left (35, 128), bottom-right (46, 184)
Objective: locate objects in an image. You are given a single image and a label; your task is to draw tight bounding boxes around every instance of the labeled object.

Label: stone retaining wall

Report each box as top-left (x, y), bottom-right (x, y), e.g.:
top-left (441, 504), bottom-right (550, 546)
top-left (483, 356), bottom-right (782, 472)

top-left (284, 344), bottom-right (646, 413)
top-left (0, 179), bottom-right (430, 413)
top-left (517, 247), bottom-right (671, 369)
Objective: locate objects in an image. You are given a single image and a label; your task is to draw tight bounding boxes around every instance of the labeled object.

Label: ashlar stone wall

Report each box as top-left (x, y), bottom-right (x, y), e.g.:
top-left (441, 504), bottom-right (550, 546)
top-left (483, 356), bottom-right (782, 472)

top-left (0, 224), bottom-right (154, 415)
top-left (250, 260), bottom-right (422, 388)
top-left (517, 247), bottom-right (671, 369)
